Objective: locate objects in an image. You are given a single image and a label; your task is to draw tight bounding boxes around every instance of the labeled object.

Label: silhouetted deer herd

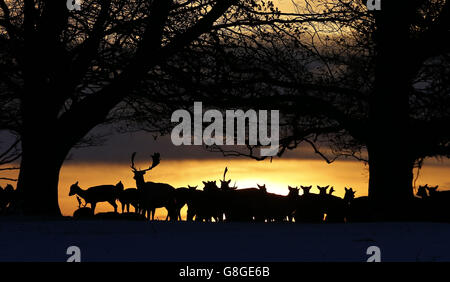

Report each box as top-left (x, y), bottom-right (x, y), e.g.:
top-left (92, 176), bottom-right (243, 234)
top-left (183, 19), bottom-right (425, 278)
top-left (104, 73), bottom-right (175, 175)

top-left (0, 153), bottom-right (449, 223)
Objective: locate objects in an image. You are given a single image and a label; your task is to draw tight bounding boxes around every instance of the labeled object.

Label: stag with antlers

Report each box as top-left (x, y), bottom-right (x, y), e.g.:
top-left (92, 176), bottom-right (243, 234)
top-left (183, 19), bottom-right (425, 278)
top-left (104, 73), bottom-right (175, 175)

top-left (130, 152), bottom-right (177, 221)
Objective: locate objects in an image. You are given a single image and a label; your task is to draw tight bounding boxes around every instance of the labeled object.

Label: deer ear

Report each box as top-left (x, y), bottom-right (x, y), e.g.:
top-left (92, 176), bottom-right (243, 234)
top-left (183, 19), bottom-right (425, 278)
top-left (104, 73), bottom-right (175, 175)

top-left (202, 181), bottom-right (207, 185)
top-left (75, 181), bottom-right (78, 185)
top-left (325, 185), bottom-right (329, 188)
top-left (227, 180), bottom-right (231, 184)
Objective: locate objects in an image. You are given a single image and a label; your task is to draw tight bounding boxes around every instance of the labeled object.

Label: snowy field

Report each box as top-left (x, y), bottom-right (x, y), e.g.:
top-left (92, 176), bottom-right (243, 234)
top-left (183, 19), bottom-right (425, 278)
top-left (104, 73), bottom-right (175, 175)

top-left (1, 218), bottom-right (450, 262)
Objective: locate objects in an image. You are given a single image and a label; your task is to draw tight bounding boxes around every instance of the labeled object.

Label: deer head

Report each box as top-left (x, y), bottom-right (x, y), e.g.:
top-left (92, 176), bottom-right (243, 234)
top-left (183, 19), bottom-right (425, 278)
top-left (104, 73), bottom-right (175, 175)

top-left (300, 185), bottom-right (312, 195)
top-left (130, 152), bottom-right (160, 184)
top-left (288, 186), bottom-right (299, 197)
top-left (257, 184), bottom-right (267, 193)
top-left (416, 185), bottom-right (429, 199)
top-left (202, 181), bottom-right (219, 192)
top-left (220, 167), bottom-right (235, 190)
top-left (69, 181), bottom-right (80, 196)
top-left (317, 185), bottom-right (330, 196)
top-left (220, 179), bottom-right (232, 190)
top-left (188, 185), bottom-right (198, 191)
top-left (344, 187), bottom-right (355, 202)
top-left (426, 185), bottom-right (439, 196)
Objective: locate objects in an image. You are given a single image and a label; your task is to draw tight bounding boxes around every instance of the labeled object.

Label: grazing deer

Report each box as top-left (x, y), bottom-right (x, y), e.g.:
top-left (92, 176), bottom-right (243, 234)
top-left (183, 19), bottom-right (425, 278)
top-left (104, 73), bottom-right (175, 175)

top-left (118, 188), bottom-right (140, 213)
top-left (73, 206), bottom-right (94, 219)
top-left (69, 181), bottom-right (124, 213)
top-left (130, 152), bottom-right (177, 221)
top-left (76, 196), bottom-right (85, 208)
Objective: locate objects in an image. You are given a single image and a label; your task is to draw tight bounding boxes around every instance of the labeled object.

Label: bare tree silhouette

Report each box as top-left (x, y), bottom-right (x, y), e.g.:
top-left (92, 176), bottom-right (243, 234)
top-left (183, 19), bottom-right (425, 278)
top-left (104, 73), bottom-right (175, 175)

top-left (195, 1), bottom-right (450, 220)
top-left (0, 0), bottom-right (291, 216)
top-left (0, 135), bottom-right (21, 182)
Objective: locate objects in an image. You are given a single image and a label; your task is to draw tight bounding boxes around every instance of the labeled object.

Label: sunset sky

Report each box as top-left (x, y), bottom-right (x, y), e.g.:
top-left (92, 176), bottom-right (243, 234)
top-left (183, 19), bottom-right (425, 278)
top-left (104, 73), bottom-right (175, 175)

top-left (1, 130), bottom-right (449, 218)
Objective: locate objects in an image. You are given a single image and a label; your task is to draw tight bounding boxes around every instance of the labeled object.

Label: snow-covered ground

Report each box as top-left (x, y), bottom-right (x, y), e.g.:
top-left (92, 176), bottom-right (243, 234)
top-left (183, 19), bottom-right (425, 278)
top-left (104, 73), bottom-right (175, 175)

top-left (1, 218), bottom-right (450, 262)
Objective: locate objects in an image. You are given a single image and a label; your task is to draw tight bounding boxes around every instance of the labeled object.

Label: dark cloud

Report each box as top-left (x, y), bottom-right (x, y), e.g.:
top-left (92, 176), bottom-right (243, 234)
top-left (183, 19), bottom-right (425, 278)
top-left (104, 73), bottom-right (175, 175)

top-left (67, 131), bottom-right (323, 163)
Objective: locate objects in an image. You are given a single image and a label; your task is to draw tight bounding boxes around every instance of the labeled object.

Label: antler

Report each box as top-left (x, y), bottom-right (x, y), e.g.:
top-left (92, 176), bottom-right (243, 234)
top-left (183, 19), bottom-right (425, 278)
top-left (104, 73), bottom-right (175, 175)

top-left (130, 152), bottom-right (137, 171)
top-left (131, 152), bottom-right (160, 172)
top-left (144, 152), bottom-right (160, 172)
top-left (223, 167), bottom-right (228, 181)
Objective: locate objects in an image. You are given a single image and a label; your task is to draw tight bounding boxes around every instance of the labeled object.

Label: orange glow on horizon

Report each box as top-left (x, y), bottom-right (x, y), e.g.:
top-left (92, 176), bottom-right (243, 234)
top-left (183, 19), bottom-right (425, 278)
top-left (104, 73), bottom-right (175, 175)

top-left (1, 158), bottom-right (449, 219)
top-left (53, 158), bottom-right (450, 218)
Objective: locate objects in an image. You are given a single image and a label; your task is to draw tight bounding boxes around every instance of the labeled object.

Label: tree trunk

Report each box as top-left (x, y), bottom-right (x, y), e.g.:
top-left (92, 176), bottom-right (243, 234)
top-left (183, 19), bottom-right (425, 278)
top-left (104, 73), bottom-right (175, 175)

top-left (367, 4), bottom-right (417, 220)
top-left (367, 145), bottom-right (415, 220)
top-left (15, 137), bottom-right (68, 217)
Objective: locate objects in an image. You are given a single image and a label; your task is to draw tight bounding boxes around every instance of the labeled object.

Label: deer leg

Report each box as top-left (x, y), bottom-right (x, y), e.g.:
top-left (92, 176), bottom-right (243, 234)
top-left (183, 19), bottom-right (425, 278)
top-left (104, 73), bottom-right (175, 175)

top-left (110, 200), bottom-right (118, 213)
top-left (91, 202), bottom-right (97, 214)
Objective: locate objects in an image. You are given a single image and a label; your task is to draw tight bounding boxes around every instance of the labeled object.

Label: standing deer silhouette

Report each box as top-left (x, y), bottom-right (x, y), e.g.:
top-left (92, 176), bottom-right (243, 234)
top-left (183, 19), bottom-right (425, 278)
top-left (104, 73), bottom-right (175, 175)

top-left (344, 187), bottom-right (372, 222)
top-left (421, 184), bottom-right (450, 222)
top-left (118, 188), bottom-right (140, 213)
top-left (294, 185), bottom-right (324, 223)
top-left (130, 152), bottom-right (177, 221)
top-left (69, 181), bottom-right (124, 213)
